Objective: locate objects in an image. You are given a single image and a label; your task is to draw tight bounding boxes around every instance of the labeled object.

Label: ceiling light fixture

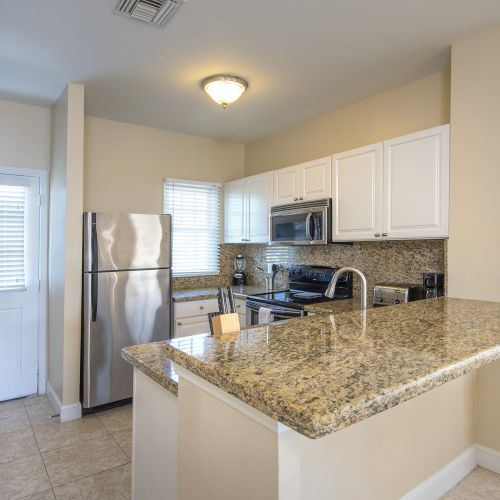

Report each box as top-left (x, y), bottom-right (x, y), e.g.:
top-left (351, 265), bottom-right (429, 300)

top-left (201, 75), bottom-right (248, 108)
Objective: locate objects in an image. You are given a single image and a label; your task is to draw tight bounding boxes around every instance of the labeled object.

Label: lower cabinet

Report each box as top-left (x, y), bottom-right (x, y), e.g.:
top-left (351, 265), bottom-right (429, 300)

top-left (173, 297), bottom-right (247, 338)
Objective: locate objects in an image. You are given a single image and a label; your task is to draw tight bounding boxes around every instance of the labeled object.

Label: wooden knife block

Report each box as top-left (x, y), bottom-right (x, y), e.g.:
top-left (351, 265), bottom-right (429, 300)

top-left (211, 313), bottom-right (241, 337)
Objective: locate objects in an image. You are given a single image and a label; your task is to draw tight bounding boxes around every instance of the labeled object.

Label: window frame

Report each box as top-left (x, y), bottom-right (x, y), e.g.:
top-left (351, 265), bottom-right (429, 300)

top-left (163, 177), bottom-right (223, 278)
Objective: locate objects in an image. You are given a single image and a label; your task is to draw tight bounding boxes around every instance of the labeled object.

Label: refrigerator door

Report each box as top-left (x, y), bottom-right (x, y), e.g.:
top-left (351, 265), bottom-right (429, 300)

top-left (82, 268), bottom-right (172, 408)
top-left (83, 212), bottom-right (171, 273)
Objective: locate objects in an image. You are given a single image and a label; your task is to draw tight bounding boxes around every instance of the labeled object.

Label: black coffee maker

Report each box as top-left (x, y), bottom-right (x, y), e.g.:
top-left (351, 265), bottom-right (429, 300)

top-left (232, 255), bottom-right (247, 286)
top-left (423, 272), bottom-right (444, 298)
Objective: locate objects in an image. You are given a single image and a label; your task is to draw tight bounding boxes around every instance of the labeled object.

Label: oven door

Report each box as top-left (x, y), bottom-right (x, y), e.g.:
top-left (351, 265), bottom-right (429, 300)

top-left (270, 200), bottom-right (330, 245)
top-left (246, 301), bottom-right (305, 327)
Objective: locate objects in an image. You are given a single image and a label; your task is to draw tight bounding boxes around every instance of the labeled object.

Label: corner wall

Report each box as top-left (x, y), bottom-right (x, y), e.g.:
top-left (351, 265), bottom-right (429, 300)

top-left (448, 24), bottom-right (500, 452)
top-left (245, 71), bottom-right (450, 175)
top-left (48, 83), bottom-right (84, 413)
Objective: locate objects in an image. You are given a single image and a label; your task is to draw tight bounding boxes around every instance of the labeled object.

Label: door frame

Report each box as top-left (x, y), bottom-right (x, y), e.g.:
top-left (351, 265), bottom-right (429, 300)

top-left (0, 166), bottom-right (48, 396)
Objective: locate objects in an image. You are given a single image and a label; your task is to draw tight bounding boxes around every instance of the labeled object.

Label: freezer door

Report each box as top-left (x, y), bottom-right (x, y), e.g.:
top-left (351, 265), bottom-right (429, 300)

top-left (83, 212), bottom-right (171, 272)
top-left (82, 268), bottom-right (172, 408)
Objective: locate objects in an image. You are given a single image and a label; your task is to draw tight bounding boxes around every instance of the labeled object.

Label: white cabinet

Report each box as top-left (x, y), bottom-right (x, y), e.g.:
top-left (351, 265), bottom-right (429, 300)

top-left (331, 125), bottom-right (449, 241)
top-left (383, 125), bottom-right (449, 239)
top-left (332, 143), bottom-right (383, 241)
top-left (273, 157), bottom-right (331, 205)
top-left (173, 298), bottom-right (219, 338)
top-left (224, 172), bottom-right (272, 244)
top-left (174, 315), bottom-right (211, 338)
top-left (234, 298), bottom-right (246, 326)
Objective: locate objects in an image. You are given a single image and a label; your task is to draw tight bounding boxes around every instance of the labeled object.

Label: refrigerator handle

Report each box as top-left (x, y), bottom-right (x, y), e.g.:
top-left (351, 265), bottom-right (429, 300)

top-left (91, 273), bottom-right (98, 322)
top-left (91, 213), bottom-right (98, 272)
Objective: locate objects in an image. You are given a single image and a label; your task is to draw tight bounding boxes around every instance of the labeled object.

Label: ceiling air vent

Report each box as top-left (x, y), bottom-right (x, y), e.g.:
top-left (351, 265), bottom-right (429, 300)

top-left (115, 0), bottom-right (185, 26)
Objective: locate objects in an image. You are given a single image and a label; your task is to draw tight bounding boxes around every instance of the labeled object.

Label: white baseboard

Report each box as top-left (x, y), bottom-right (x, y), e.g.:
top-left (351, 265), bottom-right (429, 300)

top-left (477, 444), bottom-right (500, 475)
top-left (46, 381), bottom-right (82, 422)
top-left (402, 445), bottom-right (477, 500)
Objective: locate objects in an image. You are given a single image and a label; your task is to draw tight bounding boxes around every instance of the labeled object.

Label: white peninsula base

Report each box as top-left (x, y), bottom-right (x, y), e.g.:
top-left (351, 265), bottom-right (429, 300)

top-left (132, 363), bottom-right (500, 500)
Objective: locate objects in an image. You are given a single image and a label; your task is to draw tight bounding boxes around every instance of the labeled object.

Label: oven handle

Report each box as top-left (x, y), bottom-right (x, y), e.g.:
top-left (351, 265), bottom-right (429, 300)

top-left (246, 301), bottom-right (304, 317)
top-left (305, 213), bottom-right (313, 241)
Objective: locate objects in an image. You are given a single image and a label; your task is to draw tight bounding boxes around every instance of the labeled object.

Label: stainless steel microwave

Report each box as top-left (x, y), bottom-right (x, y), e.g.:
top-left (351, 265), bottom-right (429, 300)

top-left (269, 198), bottom-right (331, 245)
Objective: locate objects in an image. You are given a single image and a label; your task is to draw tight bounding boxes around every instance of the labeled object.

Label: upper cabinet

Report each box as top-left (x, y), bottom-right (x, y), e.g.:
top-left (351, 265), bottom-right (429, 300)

top-left (332, 143), bottom-right (383, 241)
top-left (224, 172), bottom-right (272, 244)
top-left (382, 125), bottom-right (449, 239)
top-left (331, 125), bottom-right (449, 241)
top-left (273, 157), bottom-right (331, 205)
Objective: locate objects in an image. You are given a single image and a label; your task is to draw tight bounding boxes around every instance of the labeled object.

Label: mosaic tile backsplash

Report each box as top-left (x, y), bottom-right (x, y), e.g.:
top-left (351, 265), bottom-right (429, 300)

top-left (173, 240), bottom-right (445, 297)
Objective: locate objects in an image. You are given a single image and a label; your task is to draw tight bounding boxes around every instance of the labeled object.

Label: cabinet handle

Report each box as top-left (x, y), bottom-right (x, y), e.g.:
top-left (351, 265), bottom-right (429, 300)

top-left (177, 322), bottom-right (182, 326)
top-left (299, 197), bottom-right (304, 201)
top-left (382, 233), bottom-right (388, 237)
top-left (294, 197), bottom-right (298, 202)
top-left (375, 233), bottom-right (381, 237)
top-left (199, 306), bottom-right (204, 310)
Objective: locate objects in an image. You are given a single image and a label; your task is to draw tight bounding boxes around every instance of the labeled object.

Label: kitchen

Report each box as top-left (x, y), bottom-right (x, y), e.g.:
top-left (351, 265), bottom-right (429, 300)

top-left (1, 1), bottom-right (500, 499)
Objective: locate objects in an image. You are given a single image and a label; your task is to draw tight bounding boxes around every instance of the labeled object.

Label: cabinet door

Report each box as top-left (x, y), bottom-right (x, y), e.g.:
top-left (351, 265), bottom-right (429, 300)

top-left (383, 125), bottom-right (449, 239)
top-left (273, 166), bottom-right (299, 205)
top-left (247, 172), bottom-right (272, 243)
top-left (332, 143), bottom-right (383, 241)
top-left (299, 157), bottom-right (332, 201)
top-left (224, 179), bottom-right (246, 243)
top-left (174, 315), bottom-right (210, 338)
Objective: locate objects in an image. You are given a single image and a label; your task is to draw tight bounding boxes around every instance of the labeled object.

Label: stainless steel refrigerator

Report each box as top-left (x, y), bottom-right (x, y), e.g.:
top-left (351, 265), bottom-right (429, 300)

top-left (82, 212), bottom-right (172, 410)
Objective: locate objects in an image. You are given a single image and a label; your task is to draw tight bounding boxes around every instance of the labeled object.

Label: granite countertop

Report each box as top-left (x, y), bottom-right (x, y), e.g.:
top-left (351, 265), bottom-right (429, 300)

top-left (172, 285), bottom-right (275, 302)
top-left (123, 297), bottom-right (500, 439)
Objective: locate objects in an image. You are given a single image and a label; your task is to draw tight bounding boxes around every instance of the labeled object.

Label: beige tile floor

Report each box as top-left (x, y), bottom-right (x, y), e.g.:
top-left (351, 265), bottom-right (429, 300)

top-left (0, 395), bottom-right (132, 499)
top-left (1, 395), bottom-right (500, 499)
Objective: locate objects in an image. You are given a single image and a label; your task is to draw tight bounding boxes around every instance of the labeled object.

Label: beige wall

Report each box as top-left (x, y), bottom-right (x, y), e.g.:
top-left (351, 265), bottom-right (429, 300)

top-left (448, 24), bottom-right (500, 452)
top-left (245, 71), bottom-right (450, 175)
top-left (0, 99), bottom-right (51, 170)
top-left (48, 83), bottom-right (85, 408)
top-left (84, 116), bottom-right (245, 214)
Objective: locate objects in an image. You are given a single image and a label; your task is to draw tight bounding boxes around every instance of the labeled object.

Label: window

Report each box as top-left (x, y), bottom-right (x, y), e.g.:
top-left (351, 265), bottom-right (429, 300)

top-left (0, 183), bottom-right (26, 291)
top-left (163, 179), bottom-right (222, 277)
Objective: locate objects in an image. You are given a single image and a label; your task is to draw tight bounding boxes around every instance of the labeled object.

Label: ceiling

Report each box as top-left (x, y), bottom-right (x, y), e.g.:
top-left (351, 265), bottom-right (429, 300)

top-left (2, 1), bottom-right (500, 143)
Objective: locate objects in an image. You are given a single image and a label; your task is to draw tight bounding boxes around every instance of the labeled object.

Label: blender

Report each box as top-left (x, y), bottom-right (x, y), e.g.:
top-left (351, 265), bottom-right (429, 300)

top-left (232, 255), bottom-right (247, 285)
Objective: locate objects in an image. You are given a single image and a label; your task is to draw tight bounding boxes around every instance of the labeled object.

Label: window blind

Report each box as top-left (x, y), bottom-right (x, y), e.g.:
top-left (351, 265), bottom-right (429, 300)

top-left (0, 184), bottom-right (26, 291)
top-left (163, 179), bottom-right (222, 277)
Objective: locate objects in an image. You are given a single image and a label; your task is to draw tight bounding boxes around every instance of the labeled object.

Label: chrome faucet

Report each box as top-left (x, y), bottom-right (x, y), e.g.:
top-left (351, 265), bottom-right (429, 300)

top-left (325, 267), bottom-right (367, 310)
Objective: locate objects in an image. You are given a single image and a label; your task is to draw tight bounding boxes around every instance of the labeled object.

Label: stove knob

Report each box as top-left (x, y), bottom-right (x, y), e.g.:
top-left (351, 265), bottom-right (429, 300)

top-left (395, 299), bottom-right (400, 304)
top-left (379, 298), bottom-right (384, 303)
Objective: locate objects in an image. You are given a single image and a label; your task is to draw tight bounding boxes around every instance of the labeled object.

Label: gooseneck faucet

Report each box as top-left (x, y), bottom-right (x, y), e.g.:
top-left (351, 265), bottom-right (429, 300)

top-left (325, 267), bottom-right (368, 310)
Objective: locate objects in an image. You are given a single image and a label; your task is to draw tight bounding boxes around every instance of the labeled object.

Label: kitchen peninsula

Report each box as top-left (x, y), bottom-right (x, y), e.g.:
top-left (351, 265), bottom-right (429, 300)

top-left (122, 298), bottom-right (500, 500)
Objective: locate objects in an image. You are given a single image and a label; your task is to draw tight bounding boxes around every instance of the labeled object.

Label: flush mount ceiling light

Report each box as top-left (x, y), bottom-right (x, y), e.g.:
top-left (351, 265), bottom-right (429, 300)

top-left (201, 75), bottom-right (249, 108)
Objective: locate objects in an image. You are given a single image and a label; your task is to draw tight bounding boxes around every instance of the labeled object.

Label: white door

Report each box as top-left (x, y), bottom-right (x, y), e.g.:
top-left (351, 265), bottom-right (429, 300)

top-left (247, 172), bottom-right (272, 243)
top-left (273, 166), bottom-right (299, 205)
top-left (383, 125), bottom-right (449, 239)
top-left (300, 157), bottom-right (332, 201)
top-left (332, 143), bottom-right (383, 241)
top-left (224, 180), bottom-right (246, 243)
top-left (0, 174), bottom-right (40, 401)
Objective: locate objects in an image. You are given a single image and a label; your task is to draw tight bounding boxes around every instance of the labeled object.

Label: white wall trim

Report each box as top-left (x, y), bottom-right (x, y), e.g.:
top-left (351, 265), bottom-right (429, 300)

top-left (477, 444), bottom-right (500, 475)
top-left (46, 381), bottom-right (82, 422)
top-left (402, 445), bottom-right (477, 500)
top-left (0, 166), bottom-right (48, 396)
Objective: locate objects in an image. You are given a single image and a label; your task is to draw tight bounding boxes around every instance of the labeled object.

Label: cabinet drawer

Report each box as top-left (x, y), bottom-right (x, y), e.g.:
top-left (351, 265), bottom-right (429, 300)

top-left (174, 298), bottom-right (219, 319)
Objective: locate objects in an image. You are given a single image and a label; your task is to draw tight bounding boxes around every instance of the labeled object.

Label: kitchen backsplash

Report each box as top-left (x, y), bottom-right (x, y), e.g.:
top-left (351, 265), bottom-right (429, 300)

top-left (173, 240), bottom-right (445, 297)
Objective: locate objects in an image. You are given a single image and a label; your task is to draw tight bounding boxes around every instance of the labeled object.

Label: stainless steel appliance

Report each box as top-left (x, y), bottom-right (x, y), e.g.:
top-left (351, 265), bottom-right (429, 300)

top-left (270, 199), bottom-right (331, 245)
top-left (246, 265), bottom-right (352, 326)
top-left (372, 283), bottom-right (423, 307)
top-left (82, 212), bottom-right (172, 410)
top-left (232, 254), bottom-right (247, 286)
top-left (423, 272), bottom-right (444, 298)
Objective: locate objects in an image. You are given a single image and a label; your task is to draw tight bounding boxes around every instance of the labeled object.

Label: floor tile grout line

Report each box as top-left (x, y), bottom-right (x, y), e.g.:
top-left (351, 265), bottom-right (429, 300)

top-left (37, 428), bottom-right (115, 455)
top-left (28, 412), bottom-right (55, 493)
top-left (51, 458), bottom-right (132, 490)
top-left (107, 425), bottom-right (133, 460)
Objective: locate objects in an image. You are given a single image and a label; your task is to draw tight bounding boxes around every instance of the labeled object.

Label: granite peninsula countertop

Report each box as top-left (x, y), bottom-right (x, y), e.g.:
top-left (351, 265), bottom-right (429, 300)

top-left (304, 297), bottom-right (374, 315)
top-left (122, 297), bottom-right (500, 439)
top-left (172, 285), bottom-right (277, 302)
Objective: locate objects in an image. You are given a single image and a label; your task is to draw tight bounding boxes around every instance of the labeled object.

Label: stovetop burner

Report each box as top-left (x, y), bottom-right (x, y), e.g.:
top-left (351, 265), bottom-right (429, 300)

top-left (246, 265), bottom-right (353, 311)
